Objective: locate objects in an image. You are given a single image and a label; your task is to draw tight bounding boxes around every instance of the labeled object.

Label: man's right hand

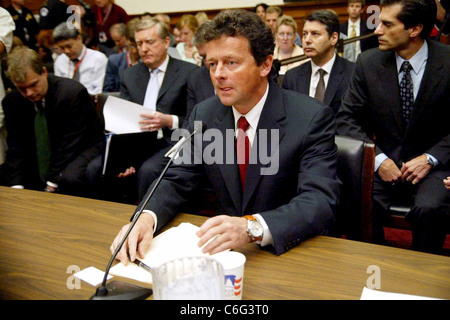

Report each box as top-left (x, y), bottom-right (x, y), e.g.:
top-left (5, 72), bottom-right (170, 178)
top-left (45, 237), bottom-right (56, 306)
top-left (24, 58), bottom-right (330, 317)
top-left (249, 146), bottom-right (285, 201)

top-left (110, 213), bottom-right (155, 265)
top-left (378, 158), bottom-right (402, 183)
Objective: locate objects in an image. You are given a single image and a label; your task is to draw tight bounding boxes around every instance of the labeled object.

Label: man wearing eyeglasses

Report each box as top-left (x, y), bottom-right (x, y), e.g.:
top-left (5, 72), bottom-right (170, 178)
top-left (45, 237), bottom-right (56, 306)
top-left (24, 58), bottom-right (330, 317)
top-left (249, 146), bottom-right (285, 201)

top-left (282, 10), bottom-right (355, 114)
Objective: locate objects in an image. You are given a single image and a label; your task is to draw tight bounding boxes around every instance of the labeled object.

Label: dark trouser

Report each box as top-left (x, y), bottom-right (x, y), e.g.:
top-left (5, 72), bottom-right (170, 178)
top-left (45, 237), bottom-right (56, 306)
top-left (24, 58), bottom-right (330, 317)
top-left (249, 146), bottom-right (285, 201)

top-left (85, 139), bottom-right (171, 203)
top-left (372, 167), bottom-right (450, 254)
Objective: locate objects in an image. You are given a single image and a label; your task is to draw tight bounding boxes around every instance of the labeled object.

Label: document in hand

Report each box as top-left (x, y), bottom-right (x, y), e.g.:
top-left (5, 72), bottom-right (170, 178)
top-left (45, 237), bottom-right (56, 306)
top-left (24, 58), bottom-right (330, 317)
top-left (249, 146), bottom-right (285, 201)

top-left (109, 223), bottom-right (208, 284)
top-left (101, 95), bottom-right (157, 177)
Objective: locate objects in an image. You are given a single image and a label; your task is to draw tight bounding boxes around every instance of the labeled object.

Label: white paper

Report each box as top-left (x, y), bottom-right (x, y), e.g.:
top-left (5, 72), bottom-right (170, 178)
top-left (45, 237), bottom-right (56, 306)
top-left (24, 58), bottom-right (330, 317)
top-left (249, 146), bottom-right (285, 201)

top-left (110, 223), bottom-right (208, 284)
top-left (74, 266), bottom-right (113, 286)
top-left (360, 287), bottom-right (441, 300)
top-left (103, 95), bottom-right (153, 134)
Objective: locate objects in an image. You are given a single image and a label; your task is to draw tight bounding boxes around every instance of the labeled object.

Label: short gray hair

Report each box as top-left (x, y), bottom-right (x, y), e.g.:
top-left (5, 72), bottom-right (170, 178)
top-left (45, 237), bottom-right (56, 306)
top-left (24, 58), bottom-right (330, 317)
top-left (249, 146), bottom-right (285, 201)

top-left (53, 22), bottom-right (80, 43)
top-left (135, 17), bottom-right (170, 40)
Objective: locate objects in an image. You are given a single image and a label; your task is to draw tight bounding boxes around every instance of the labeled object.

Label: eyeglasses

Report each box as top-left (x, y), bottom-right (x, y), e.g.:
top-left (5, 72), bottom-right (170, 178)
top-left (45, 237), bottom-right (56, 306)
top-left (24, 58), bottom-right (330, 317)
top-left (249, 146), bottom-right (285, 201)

top-left (277, 32), bottom-right (294, 39)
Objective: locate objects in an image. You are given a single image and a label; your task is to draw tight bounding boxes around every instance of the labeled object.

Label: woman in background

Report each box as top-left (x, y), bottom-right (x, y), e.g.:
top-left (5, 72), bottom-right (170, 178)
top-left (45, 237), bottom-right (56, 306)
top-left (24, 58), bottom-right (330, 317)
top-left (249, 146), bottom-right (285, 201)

top-left (273, 15), bottom-right (308, 75)
top-left (175, 14), bottom-right (199, 65)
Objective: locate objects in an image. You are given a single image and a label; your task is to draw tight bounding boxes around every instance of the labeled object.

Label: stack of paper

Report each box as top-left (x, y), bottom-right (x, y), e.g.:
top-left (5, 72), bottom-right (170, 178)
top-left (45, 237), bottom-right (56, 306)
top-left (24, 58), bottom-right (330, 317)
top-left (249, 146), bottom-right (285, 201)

top-left (110, 223), bottom-right (208, 284)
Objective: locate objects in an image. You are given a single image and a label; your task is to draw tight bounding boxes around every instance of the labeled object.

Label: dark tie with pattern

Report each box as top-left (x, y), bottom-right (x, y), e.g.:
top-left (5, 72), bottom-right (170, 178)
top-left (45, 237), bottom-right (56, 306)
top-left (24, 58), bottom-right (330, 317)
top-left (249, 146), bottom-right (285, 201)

top-left (400, 61), bottom-right (414, 124)
top-left (34, 101), bottom-right (51, 183)
top-left (314, 68), bottom-right (326, 103)
top-left (236, 116), bottom-right (250, 191)
top-left (72, 59), bottom-right (80, 82)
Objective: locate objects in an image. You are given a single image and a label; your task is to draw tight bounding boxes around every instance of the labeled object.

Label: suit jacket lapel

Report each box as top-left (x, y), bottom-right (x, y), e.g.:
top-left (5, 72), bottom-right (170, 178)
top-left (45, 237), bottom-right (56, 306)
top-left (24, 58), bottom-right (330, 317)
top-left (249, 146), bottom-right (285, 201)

top-left (300, 63), bottom-right (312, 95)
top-left (136, 63), bottom-right (150, 105)
top-left (242, 84), bottom-right (286, 212)
top-left (406, 41), bottom-right (444, 133)
top-left (158, 57), bottom-right (179, 102)
top-left (380, 52), bottom-right (404, 132)
top-left (324, 56), bottom-right (344, 106)
top-left (215, 105), bottom-right (243, 212)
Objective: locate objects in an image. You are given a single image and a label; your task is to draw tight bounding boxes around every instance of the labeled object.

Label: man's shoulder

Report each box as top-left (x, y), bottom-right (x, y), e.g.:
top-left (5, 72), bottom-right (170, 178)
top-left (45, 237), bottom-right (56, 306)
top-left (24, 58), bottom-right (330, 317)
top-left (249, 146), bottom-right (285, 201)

top-left (49, 75), bottom-right (87, 94)
top-left (86, 47), bottom-right (108, 61)
top-left (169, 57), bottom-right (199, 72)
top-left (284, 61), bottom-right (311, 78)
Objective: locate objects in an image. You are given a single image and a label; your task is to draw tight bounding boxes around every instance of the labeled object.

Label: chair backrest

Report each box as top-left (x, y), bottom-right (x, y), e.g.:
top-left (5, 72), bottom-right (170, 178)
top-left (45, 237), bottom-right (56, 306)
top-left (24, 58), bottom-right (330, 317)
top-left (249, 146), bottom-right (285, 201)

top-left (335, 135), bottom-right (375, 242)
top-left (90, 92), bottom-right (121, 131)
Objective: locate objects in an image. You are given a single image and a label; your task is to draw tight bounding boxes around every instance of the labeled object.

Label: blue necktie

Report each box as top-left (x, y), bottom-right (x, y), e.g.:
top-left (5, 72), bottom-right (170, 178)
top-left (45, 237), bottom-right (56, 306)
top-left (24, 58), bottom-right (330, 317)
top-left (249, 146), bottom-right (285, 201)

top-left (143, 68), bottom-right (160, 112)
top-left (400, 61), bottom-right (414, 124)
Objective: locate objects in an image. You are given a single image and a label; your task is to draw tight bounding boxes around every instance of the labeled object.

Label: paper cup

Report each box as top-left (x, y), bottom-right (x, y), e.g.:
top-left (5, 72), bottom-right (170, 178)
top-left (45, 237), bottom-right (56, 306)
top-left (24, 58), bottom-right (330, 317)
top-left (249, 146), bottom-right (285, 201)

top-left (212, 251), bottom-right (246, 300)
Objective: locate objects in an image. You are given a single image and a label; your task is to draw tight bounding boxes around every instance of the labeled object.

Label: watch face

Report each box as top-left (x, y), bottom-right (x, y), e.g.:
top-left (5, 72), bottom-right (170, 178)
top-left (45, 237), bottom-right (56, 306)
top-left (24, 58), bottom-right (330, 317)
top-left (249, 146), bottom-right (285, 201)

top-left (249, 220), bottom-right (263, 237)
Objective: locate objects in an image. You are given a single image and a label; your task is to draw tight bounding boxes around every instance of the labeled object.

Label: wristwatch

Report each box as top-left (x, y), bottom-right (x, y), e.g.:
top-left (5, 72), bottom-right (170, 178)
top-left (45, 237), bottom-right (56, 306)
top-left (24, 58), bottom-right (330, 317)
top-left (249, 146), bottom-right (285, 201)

top-left (243, 215), bottom-right (263, 242)
top-left (425, 154), bottom-right (436, 168)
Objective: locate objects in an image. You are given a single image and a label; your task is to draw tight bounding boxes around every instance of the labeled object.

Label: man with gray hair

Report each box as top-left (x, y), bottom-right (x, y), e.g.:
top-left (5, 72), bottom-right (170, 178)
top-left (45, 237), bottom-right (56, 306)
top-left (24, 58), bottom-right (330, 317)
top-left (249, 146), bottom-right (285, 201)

top-left (53, 22), bottom-right (108, 94)
top-left (86, 18), bottom-right (197, 201)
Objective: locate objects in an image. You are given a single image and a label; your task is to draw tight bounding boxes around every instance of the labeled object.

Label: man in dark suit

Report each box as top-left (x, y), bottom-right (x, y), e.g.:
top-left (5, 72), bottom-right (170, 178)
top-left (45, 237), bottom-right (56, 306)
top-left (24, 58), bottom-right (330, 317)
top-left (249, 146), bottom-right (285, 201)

top-left (283, 10), bottom-right (355, 114)
top-left (337, 0), bottom-right (450, 254)
top-left (340, 0), bottom-right (379, 62)
top-left (111, 10), bottom-right (340, 262)
top-left (2, 47), bottom-right (104, 197)
top-left (87, 18), bottom-right (197, 200)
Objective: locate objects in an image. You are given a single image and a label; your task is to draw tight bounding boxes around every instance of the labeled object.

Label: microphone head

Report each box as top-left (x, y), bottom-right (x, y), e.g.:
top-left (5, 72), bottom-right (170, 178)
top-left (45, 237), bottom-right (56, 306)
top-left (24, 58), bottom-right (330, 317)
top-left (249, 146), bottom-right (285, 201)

top-left (194, 121), bottom-right (207, 134)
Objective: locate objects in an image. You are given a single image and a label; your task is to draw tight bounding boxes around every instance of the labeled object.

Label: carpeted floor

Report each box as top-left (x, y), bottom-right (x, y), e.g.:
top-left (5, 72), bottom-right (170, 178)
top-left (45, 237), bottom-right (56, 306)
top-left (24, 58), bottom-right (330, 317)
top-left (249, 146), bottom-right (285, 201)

top-left (384, 227), bottom-right (450, 256)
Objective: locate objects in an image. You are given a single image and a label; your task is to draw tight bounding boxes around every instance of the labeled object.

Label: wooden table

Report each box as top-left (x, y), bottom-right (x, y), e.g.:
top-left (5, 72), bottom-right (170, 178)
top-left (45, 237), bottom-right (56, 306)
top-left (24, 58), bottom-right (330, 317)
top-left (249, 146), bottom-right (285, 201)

top-left (0, 187), bottom-right (449, 300)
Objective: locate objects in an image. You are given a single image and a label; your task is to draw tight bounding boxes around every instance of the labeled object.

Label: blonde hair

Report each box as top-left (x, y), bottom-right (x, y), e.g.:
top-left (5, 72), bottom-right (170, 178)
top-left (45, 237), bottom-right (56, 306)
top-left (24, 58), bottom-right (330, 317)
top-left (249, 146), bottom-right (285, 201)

top-left (176, 14), bottom-right (199, 33)
top-left (276, 15), bottom-right (298, 34)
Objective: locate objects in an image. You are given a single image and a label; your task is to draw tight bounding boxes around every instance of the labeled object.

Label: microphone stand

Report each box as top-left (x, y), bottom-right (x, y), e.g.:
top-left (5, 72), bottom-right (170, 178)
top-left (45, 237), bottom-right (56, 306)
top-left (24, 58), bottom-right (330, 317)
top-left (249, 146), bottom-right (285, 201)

top-left (91, 125), bottom-right (204, 300)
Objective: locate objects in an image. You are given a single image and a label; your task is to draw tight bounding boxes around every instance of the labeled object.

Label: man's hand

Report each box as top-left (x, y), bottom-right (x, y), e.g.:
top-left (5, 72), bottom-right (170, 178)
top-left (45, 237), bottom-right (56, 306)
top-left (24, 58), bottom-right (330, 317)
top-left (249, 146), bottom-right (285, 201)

top-left (139, 111), bottom-right (173, 131)
top-left (116, 166), bottom-right (136, 178)
top-left (110, 213), bottom-right (155, 265)
top-left (444, 177), bottom-right (450, 190)
top-left (378, 158), bottom-right (402, 183)
top-left (401, 154), bottom-right (431, 185)
top-left (196, 215), bottom-right (250, 255)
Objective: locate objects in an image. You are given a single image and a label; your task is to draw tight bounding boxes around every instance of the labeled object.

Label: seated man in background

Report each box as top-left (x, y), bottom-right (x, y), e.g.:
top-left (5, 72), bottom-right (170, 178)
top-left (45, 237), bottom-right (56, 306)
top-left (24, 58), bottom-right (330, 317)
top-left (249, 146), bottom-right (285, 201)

top-left (53, 22), bottom-right (108, 95)
top-left (2, 47), bottom-right (104, 196)
top-left (339, 0), bottom-right (379, 62)
top-left (111, 10), bottom-right (340, 262)
top-left (86, 18), bottom-right (197, 201)
top-left (337, 0), bottom-right (450, 254)
top-left (283, 10), bottom-right (355, 114)
top-left (103, 18), bottom-right (141, 93)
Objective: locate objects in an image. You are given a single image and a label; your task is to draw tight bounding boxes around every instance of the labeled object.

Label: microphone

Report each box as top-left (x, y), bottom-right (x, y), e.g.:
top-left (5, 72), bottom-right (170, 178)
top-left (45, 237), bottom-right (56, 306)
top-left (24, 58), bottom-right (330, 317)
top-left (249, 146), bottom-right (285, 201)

top-left (91, 122), bottom-right (207, 300)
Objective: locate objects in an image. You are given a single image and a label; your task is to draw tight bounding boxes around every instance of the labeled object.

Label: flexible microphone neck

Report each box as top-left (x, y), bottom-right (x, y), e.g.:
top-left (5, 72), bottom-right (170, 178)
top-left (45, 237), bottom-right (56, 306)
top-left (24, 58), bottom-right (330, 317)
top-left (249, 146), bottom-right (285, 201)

top-left (93, 122), bottom-right (206, 298)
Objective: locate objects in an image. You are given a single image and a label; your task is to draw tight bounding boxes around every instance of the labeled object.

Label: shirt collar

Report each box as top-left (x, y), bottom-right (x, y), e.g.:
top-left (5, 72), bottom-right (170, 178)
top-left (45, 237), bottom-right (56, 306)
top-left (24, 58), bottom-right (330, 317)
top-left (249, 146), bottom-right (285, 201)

top-left (311, 52), bottom-right (336, 75)
top-left (76, 45), bottom-right (87, 61)
top-left (149, 54), bottom-right (169, 74)
top-left (396, 40), bottom-right (428, 74)
top-left (349, 19), bottom-right (360, 27)
top-left (232, 82), bottom-right (269, 130)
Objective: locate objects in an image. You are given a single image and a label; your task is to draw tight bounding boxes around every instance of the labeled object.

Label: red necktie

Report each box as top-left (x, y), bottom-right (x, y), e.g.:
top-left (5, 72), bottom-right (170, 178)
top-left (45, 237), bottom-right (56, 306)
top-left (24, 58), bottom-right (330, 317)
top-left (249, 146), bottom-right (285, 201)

top-left (236, 116), bottom-right (250, 191)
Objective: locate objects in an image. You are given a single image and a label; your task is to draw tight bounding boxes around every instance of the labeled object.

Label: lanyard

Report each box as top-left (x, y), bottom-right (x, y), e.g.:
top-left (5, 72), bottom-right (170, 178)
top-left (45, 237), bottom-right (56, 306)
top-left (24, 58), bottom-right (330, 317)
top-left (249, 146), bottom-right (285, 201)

top-left (97, 4), bottom-right (112, 26)
top-left (72, 49), bottom-right (87, 79)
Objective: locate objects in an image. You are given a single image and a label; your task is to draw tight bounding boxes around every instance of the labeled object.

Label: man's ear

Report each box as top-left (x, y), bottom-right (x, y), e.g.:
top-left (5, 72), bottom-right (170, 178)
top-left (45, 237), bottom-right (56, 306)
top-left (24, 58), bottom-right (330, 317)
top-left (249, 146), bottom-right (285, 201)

top-left (409, 24), bottom-right (423, 38)
top-left (260, 55), bottom-right (274, 78)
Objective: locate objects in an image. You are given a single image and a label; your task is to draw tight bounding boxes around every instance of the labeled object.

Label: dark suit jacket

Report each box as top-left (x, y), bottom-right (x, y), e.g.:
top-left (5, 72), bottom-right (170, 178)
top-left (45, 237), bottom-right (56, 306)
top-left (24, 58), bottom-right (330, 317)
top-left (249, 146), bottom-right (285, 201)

top-left (185, 65), bottom-right (215, 128)
top-left (336, 41), bottom-right (450, 168)
top-left (120, 56), bottom-right (198, 140)
top-left (282, 55), bottom-right (355, 113)
top-left (340, 19), bottom-right (379, 52)
top-left (136, 83), bottom-right (341, 255)
top-left (2, 75), bottom-right (104, 188)
top-left (103, 52), bottom-right (128, 93)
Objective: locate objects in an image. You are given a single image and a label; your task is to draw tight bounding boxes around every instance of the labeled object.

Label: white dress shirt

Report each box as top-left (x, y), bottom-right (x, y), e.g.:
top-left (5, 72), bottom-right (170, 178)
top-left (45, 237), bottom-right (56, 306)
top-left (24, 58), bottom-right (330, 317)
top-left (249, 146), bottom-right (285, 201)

top-left (145, 83), bottom-right (274, 248)
top-left (348, 19), bottom-right (361, 58)
top-left (54, 45), bottom-right (108, 95)
top-left (144, 54), bottom-right (180, 136)
top-left (309, 53), bottom-right (336, 98)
